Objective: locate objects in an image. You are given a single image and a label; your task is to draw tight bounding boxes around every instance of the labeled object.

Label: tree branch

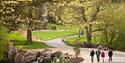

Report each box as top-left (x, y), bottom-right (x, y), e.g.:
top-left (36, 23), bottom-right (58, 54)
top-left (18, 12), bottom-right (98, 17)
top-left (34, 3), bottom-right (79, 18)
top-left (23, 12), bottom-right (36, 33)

top-left (80, 7), bottom-right (87, 22)
top-left (90, 5), bottom-right (100, 22)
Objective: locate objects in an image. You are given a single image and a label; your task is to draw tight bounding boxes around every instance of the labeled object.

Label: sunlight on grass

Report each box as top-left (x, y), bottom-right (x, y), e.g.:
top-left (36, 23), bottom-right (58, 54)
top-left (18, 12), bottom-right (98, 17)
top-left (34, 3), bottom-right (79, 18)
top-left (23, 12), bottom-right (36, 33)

top-left (9, 32), bottom-right (51, 49)
top-left (66, 35), bottom-right (100, 46)
top-left (32, 31), bottom-right (77, 40)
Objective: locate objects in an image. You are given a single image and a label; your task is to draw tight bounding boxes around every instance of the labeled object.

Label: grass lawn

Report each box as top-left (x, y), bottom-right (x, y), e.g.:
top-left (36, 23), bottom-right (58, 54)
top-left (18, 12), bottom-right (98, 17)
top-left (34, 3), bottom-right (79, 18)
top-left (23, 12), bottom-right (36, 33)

top-left (65, 35), bottom-right (100, 47)
top-left (48, 24), bottom-right (80, 31)
top-left (9, 32), bottom-right (51, 49)
top-left (32, 31), bottom-right (77, 40)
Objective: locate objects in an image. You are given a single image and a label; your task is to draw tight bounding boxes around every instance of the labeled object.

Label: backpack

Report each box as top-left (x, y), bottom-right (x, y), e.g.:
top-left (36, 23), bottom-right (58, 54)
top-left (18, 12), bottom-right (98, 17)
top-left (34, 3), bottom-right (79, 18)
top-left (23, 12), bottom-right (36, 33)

top-left (101, 52), bottom-right (105, 57)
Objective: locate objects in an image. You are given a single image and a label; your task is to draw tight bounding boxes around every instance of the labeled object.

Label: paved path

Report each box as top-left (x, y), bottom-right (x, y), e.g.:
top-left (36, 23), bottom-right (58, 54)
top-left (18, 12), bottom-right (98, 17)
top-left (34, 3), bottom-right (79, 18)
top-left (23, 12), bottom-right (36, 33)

top-left (44, 35), bottom-right (77, 48)
top-left (44, 35), bottom-right (125, 63)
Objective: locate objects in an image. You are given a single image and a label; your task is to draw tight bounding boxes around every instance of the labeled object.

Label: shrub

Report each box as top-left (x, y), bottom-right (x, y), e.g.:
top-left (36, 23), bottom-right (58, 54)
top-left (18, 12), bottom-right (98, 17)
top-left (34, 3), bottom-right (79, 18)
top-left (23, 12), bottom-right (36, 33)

top-left (73, 47), bottom-right (80, 58)
top-left (52, 51), bottom-right (62, 58)
top-left (0, 25), bottom-right (8, 60)
top-left (51, 26), bottom-right (56, 30)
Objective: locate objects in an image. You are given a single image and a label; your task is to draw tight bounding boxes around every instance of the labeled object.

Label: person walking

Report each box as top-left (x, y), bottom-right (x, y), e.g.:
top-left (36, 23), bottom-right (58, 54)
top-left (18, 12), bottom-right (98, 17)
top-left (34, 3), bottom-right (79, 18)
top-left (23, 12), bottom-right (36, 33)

top-left (90, 49), bottom-right (95, 63)
top-left (96, 49), bottom-right (101, 62)
top-left (108, 50), bottom-right (113, 62)
top-left (101, 50), bottom-right (105, 62)
top-left (79, 28), bottom-right (83, 37)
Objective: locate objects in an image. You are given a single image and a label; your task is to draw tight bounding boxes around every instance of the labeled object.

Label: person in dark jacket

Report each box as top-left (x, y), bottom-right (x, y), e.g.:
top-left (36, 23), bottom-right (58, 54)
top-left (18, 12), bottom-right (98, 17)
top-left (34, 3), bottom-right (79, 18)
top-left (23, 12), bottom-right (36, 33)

top-left (96, 49), bottom-right (101, 62)
top-left (108, 50), bottom-right (113, 62)
top-left (90, 49), bottom-right (95, 63)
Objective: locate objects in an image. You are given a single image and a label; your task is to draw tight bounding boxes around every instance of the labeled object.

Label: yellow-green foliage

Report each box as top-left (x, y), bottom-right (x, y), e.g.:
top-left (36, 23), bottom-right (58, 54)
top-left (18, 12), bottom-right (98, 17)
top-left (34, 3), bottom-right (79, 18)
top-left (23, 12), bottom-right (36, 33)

top-left (96, 3), bottom-right (125, 49)
top-left (0, 25), bottom-right (8, 60)
top-left (74, 46), bottom-right (80, 58)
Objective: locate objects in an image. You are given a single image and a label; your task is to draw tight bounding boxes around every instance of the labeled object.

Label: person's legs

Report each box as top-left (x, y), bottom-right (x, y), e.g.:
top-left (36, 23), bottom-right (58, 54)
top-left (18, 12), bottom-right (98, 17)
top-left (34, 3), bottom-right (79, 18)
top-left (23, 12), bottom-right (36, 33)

top-left (109, 56), bottom-right (112, 62)
top-left (97, 56), bottom-right (100, 62)
top-left (98, 57), bottom-right (100, 62)
top-left (97, 56), bottom-right (98, 62)
top-left (109, 57), bottom-right (110, 62)
top-left (91, 57), bottom-right (94, 62)
top-left (102, 57), bottom-right (104, 62)
top-left (99, 56), bottom-right (100, 62)
top-left (109, 56), bottom-right (110, 62)
top-left (110, 56), bottom-right (112, 62)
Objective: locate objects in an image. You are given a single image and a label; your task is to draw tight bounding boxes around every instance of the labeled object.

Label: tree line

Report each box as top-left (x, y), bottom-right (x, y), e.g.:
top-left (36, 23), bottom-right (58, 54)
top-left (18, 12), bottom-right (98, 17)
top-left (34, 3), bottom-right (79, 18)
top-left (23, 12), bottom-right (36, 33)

top-left (0, 0), bottom-right (125, 50)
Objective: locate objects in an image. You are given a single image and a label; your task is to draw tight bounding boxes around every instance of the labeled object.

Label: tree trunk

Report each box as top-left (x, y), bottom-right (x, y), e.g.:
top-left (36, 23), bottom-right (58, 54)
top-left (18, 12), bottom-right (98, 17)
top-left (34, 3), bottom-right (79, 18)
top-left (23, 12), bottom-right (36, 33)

top-left (85, 24), bottom-right (92, 48)
top-left (88, 24), bottom-right (92, 43)
top-left (27, 28), bottom-right (32, 44)
top-left (26, 5), bottom-right (33, 44)
top-left (104, 29), bottom-right (108, 45)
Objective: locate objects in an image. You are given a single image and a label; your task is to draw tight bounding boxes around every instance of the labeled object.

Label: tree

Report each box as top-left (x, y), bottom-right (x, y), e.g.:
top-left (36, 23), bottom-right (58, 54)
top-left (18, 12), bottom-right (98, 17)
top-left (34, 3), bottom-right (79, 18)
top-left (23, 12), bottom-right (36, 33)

top-left (0, 0), bottom-right (53, 44)
top-left (96, 2), bottom-right (125, 49)
top-left (60, 0), bottom-right (109, 45)
top-left (0, 1), bottom-right (20, 31)
top-left (46, 0), bottom-right (111, 46)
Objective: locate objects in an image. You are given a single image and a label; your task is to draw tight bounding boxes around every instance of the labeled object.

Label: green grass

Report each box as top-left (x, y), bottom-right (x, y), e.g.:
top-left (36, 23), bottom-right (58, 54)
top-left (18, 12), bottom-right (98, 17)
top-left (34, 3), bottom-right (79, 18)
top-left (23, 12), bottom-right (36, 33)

top-left (48, 24), bottom-right (80, 31)
top-left (9, 32), bottom-right (51, 49)
top-left (32, 31), bottom-right (77, 40)
top-left (17, 41), bottom-right (51, 49)
top-left (8, 30), bottom-right (78, 49)
top-left (66, 35), bottom-right (100, 46)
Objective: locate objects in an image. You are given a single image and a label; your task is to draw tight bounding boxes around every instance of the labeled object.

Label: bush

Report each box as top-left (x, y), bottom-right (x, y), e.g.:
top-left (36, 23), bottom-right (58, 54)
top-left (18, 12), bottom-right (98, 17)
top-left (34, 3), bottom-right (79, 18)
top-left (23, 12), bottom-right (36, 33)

top-left (0, 25), bottom-right (8, 60)
top-left (73, 47), bottom-right (80, 58)
top-left (52, 51), bottom-right (62, 58)
top-left (51, 26), bottom-right (56, 30)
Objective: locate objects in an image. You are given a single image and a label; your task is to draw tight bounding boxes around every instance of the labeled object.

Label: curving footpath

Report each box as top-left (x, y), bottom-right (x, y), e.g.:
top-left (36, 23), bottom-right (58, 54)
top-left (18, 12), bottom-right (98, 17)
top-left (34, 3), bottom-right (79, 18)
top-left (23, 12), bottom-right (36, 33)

top-left (44, 35), bottom-right (125, 63)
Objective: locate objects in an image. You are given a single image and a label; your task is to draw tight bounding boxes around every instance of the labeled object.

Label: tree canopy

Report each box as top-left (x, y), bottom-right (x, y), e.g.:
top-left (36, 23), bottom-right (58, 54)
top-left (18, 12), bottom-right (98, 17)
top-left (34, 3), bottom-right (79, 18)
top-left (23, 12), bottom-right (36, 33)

top-left (0, 0), bottom-right (125, 49)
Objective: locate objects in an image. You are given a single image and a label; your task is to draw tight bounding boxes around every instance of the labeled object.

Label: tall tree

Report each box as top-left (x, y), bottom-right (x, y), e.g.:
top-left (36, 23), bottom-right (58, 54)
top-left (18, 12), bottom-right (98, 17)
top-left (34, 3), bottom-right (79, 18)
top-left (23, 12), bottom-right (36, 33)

top-left (97, 2), bottom-right (125, 49)
top-left (49, 0), bottom-right (110, 45)
top-left (0, 0), bottom-right (52, 44)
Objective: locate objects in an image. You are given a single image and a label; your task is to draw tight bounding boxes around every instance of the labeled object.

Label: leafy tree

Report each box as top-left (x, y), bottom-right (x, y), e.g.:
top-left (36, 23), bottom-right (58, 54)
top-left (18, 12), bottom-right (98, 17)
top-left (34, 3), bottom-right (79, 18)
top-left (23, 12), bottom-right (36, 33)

top-left (0, 0), bottom-right (53, 44)
top-left (59, 0), bottom-right (109, 44)
top-left (97, 3), bottom-right (125, 50)
top-left (0, 1), bottom-right (20, 31)
top-left (46, 0), bottom-right (111, 45)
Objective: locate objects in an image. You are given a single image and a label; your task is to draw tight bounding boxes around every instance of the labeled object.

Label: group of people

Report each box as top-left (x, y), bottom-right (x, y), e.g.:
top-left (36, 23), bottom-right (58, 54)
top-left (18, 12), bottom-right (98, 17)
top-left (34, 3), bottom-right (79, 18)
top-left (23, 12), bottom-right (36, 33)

top-left (90, 49), bottom-right (113, 63)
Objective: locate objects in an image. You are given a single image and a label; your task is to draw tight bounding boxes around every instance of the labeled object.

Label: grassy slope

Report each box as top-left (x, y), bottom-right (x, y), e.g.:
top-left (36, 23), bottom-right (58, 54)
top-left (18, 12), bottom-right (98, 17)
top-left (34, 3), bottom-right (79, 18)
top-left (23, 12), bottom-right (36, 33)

top-left (9, 29), bottom-right (78, 49)
top-left (9, 33), bottom-right (51, 49)
top-left (32, 31), bottom-right (77, 40)
top-left (48, 24), bottom-right (80, 31)
top-left (66, 35), bottom-right (100, 46)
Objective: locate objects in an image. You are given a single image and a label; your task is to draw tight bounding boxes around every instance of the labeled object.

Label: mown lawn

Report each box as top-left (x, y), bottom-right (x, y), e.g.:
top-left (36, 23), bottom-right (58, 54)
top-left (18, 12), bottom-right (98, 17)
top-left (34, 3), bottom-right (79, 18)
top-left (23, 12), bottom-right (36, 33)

top-left (32, 31), bottom-right (77, 40)
top-left (48, 24), bottom-right (80, 31)
top-left (9, 32), bottom-right (51, 49)
top-left (65, 35), bottom-right (100, 47)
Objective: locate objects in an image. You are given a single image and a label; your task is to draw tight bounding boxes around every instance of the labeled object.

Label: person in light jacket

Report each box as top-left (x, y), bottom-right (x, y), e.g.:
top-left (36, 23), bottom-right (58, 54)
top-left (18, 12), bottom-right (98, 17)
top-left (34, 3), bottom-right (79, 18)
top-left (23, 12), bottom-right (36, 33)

top-left (96, 49), bottom-right (101, 62)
